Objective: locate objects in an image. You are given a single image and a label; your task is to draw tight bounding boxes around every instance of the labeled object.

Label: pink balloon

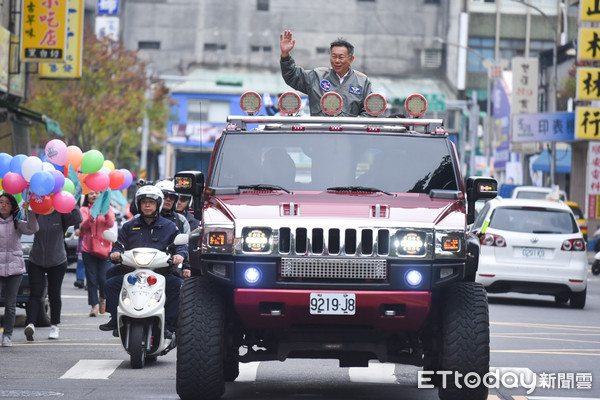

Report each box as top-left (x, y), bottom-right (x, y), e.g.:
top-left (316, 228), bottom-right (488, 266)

top-left (45, 139), bottom-right (68, 166)
top-left (52, 191), bottom-right (76, 213)
top-left (118, 169), bottom-right (133, 190)
top-left (2, 172), bottom-right (27, 194)
top-left (85, 171), bottom-right (110, 192)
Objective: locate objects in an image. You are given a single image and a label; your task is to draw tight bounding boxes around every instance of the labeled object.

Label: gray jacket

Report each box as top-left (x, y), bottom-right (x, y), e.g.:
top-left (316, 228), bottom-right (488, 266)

top-left (29, 208), bottom-right (83, 268)
top-left (280, 55), bottom-right (373, 117)
top-left (0, 213), bottom-right (39, 276)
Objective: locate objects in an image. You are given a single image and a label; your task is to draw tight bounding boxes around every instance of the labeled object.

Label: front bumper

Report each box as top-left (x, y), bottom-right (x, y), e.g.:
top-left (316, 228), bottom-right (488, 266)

top-left (234, 289), bottom-right (431, 331)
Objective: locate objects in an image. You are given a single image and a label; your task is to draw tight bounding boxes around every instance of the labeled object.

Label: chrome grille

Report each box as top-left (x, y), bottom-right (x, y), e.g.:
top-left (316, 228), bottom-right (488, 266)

top-left (280, 258), bottom-right (387, 280)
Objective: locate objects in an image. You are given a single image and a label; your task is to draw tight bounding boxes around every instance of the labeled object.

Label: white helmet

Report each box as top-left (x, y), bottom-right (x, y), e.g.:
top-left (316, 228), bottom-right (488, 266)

top-left (135, 185), bottom-right (164, 216)
top-left (155, 179), bottom-right (179, 202)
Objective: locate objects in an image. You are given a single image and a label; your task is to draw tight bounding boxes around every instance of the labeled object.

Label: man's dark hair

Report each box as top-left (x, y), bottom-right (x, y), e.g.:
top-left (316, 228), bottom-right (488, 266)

top-left (330, 38), bottom-right (354, 57)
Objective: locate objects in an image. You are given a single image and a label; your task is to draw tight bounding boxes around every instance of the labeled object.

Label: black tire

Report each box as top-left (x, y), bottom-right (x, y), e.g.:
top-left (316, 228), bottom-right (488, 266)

top-left (176, 275), bottom-right (225, 400)
top-left (554, 293), bottom-right (569, 304)
top-left (592, 260), bottom-right (600, 275)
top-left (224, 350), bottom-right (240, 382)
top-left (129, 323), bottom-right (147, 369)
top-left (439, 282), bottom-right (489, 400)
top-left (570, 288), bottom-right (587, 309)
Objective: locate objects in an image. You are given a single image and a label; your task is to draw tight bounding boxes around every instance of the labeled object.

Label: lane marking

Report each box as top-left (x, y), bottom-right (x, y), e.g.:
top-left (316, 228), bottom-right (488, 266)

top-left (349, 362), bottom-right (396, 383)
top-left (60, 360), bottom-right (123, 379)
top-left (492, 334), bottom-right (600, 345)
top-left (492, 322), bottom-right (600, 332)
top-left (237, 362), bottom-right (260, 382)
top-left (526, 397), bottom-right (600, 400)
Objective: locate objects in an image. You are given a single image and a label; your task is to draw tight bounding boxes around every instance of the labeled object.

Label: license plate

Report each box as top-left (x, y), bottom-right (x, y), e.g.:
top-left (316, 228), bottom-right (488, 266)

top-left (522, 247), bottom-right (544, 258)
top-left (310, 293), bottom-right (356, 315)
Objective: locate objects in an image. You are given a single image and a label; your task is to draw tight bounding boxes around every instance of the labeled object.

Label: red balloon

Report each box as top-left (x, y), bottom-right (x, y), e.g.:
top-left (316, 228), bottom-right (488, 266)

top-left (30, 194), bottom-right (54, 214)
top-left (52, 191), bottom-right (76, 213)
top-left (2, 172), bottom-right (27, 194)
top-left (85, 171), bottom-right (109, 192)
top-left (108, 169), bottom-right (125, 190)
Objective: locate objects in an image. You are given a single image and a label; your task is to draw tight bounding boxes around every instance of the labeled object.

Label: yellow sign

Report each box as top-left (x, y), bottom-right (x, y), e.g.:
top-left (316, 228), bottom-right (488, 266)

top-left (576, 67), bottom-right (600, 100)
top-left (575, 107), bottom-right (600, 139)
top-left (20, 0), bottom-right (68, 62)
top-left (40, 0), bottom-right (83, 78)
top-left (581, 0), bottom-right (600, 22)
top-left (578, 28), bottom-right (600, 61)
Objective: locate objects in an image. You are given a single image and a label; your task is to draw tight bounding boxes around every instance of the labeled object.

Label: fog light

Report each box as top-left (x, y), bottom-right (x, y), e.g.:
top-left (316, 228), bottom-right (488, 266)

top-left (440, 267), bottom-right (454, 279)
top-left (244, 267), bottom-right (262, 285)
top-left (405, 269), bottom-right (423, 287)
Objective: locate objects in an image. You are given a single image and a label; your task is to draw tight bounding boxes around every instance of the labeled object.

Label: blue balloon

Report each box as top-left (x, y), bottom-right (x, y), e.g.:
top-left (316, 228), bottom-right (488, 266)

top-left (0, 153), bottom-right (12, 178)
top-left (30, 170), bottom-right (55, 196)
top-left (9, 154), bottom-right (27, 175)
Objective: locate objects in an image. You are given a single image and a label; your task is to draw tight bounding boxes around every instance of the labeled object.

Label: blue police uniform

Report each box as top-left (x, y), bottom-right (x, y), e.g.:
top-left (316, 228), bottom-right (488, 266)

top-left (103, 214), bottom-right (188, 330)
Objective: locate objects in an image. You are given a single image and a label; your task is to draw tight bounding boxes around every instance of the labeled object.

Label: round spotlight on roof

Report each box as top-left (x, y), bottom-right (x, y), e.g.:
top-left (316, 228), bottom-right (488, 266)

top-left (405, 94), bottom-right (427, 117)
top-left (320, 92), bottom-right (343, 116)
top-left (364, 93), bottom-right (387, 117)
top-left (278, 91), bottom-right (302, 115)
top-left (240, 91), bottom-right (262, 115)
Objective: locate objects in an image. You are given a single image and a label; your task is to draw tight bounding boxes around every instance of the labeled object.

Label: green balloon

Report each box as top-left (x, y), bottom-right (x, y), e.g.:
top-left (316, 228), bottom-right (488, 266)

top-left (14, 193), bottom-right (22, 203)
top-left (81, 150), bottom-right (104, 174)
top-left (63, 178), bottom-right (75, 194)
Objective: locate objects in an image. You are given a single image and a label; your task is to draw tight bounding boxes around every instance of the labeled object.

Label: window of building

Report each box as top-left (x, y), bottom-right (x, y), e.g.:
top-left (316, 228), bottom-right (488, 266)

top-left (257, 0), bottom-right (269, 11)
top-left (467, 37), bottom-right (554, 74)
top-left (204, 43), bottom-right (227, 51)
top-left (316, 47), bottom-right (328, 54)
top-left (263, 46), bottom-right (272, 52)
top-left (138, 41), bottom-right (160, 50)
top-left (251, 45), bottom-right (261, 52)
top-left (187, 100), bottom-right (230, 123)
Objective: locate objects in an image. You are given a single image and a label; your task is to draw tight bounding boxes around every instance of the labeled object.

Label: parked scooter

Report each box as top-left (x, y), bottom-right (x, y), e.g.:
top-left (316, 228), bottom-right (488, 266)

top-left (103, 230), bottom-right (189, 368)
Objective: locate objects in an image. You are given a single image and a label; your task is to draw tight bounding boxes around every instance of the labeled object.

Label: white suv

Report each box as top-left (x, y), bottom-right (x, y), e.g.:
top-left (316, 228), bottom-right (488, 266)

top-left (471, 198), bottom-right (587, 308)
top-left (510, 185), bottom-right (567, 201)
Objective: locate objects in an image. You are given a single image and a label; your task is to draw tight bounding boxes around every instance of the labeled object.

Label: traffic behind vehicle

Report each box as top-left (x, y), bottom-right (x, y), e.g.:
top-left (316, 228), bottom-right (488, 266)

top-left (565, 200), bottom-right (587, 241)
top-left (174, 91), bottom-right (498, 400)
top-left (510, 185), bottom-right (567, 201)
top-left (471, 198), bottom-right (587, 308)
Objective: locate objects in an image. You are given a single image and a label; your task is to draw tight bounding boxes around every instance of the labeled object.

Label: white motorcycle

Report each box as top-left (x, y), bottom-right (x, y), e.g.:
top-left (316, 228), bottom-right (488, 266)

top-left (103, 230), bottom-right (189, 368)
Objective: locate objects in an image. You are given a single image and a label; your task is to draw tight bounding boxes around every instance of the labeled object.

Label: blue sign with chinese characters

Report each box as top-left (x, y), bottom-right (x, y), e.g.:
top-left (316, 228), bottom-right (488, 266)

top-left (97, 0), bottom-right (119, 15)
top-left (512, 112), bottom-right (575, 142)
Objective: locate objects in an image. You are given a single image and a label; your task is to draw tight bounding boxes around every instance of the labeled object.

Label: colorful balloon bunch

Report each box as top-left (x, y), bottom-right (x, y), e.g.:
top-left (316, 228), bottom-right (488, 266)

top-left (0, 139), bottom-right (133, 215)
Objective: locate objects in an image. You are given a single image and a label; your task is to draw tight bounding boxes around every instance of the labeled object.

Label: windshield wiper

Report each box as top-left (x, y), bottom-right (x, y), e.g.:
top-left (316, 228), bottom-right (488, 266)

top-left (327, 186), bottom-right (392, 196)
top-left (238, 184), bottom-right (290, 193)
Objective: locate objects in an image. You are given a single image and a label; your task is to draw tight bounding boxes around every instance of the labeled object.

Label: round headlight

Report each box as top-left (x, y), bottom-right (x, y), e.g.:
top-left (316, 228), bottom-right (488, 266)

top-left (405, 269), bottom-right (423, 287)
top-left (240, 91), bottom-right (262, 115)
top-left (364, 93), bottom-right (387, 116)
top-left (278, 92), bottom-right (302, 115)
top-left (244, 267), bottom-right (262, 285)
top-left (405, 94), bottom-right (427, 117)
top-left (320, 92), bottom-right (343, 116)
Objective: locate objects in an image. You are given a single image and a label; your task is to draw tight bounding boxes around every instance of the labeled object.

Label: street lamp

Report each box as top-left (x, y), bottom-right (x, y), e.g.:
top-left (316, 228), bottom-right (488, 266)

top-left (512, 0), bottom-right (558, 187)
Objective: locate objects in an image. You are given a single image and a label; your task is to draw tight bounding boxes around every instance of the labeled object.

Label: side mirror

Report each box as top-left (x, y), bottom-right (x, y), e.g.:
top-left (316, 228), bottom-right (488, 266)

top-left (466, 176), bottom-right (498, 225)
top-left (175, 171), bottom-right (205, 221)
top-left (173, 233), bottom-right (189, 246)
top-left (103, 230), bottom-right (118, 243)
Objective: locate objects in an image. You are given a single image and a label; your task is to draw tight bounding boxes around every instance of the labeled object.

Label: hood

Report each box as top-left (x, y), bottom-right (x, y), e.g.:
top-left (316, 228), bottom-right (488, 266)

top-left (208, 191), bottom-right (466, 228)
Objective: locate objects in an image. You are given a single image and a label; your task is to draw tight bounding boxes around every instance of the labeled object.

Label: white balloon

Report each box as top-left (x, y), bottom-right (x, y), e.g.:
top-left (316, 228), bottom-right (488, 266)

top-left (41, 162), bottom-right (56, 172)
top-left (21, 156), bottom-right (43, 182)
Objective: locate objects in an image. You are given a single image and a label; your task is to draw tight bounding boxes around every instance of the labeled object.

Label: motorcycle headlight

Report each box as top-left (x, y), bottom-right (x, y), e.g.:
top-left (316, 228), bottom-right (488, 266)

top-left (121, 288), bottom-right (131, 306)
top-left (147, 289), bottom-right (163, 308)
top-left (132, 250), bottom-right (156, 266)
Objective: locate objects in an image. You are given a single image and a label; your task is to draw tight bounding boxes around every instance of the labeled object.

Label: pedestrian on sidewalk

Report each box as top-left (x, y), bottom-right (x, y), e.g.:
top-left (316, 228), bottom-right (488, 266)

top-left (0, 194), bottom-right (38, 347)
top-left (80, 191), bottom-right (115, 317)
top-left (25, 205), bottom-right (82, 341)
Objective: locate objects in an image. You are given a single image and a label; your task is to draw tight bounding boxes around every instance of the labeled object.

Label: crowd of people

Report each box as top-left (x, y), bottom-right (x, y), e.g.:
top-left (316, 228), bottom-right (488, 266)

top-left (0, 177), bottom-right (194, 346)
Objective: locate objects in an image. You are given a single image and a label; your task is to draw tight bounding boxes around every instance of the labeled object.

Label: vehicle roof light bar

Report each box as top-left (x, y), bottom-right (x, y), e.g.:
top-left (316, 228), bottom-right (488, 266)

top-left (320, 92), bottom-right (343, 116)
top-left (278, 92), bottom-right (302, 116)
top-left (365, 93), bottom-right (387, 117)
top-left (240, 91), bottom-right (262, 115)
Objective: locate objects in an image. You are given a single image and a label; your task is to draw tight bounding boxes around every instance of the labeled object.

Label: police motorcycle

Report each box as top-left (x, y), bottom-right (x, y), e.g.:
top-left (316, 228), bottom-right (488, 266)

top-left (103, 229), bottom-right (189, 368)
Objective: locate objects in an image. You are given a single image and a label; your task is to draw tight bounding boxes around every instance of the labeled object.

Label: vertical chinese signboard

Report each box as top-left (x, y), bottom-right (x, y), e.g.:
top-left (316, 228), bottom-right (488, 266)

top-left (20, 0), bottom-right (68, 62)
top-left (511, 57), bottom-right (539, 114)
top-left (39, 0), bottom-right (83, 78)
top-left (588, 143), bottom-right (600, 219)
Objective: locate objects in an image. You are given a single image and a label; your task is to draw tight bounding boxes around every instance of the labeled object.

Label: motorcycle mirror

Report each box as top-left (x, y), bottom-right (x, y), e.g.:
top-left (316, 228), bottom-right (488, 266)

top-left (103, 230), bottom-right (118, 243)
top-left (173, 233), bottom-right (189, 246)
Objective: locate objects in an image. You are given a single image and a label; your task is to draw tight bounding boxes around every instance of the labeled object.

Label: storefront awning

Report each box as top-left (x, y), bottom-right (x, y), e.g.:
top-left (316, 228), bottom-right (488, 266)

top-left (0, 98), bottom-right (63, 136)
top-left (532, 149), bottom-right (571, 174)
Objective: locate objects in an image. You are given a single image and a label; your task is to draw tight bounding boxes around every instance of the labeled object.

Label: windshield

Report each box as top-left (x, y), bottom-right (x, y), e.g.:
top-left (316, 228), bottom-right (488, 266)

top-left (488, 207), bottom-right (578, 234)
top-left (209, 132), bottom-right (458, 193)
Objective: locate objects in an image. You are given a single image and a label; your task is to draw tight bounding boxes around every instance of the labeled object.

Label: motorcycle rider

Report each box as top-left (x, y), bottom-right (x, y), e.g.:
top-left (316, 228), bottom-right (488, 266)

top-left (155, 179), bottom-right (190, 234)
top-left (175, 193), bottom-right (199, 231)
top-left (99, 185), bottom-right (189, 336)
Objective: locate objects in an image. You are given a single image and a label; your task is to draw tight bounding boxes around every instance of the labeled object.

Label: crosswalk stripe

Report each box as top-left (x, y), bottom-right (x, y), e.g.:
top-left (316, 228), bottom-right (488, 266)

top-left (348, 362), bottom-right (397, 383)
top-left (487, 396), bottom-right (502, 400)
top-left (237, 362), bottom-right (260, 382)
top-left (60, 360), bottom-right (122, 379)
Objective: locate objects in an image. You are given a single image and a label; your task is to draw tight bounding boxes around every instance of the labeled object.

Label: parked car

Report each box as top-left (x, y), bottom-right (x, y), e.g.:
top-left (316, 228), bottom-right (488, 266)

top-left (65, 225), bottom-right (79, 265)
top-left (471, 198), bottom-right (587, 308)
top-left (565, 200), bottom-right (587, 241)
top-left (0, 234), bottom-right (51, 327)
top-left (510, 185), bottom-right (567, 201)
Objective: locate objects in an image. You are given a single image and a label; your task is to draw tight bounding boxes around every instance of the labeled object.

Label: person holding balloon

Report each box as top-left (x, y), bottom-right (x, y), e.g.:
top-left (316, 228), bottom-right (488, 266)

top-left (0, 194), bottom-right (39, 347)
top-left (24, 204), bottom-right (82, 341)
top-left (79, 191), bottom-right (115, 317)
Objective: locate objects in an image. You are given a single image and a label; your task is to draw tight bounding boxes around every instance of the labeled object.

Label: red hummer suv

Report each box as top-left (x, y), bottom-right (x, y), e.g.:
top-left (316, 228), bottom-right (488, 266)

top-left (174, 92), bottom-right (497, 400)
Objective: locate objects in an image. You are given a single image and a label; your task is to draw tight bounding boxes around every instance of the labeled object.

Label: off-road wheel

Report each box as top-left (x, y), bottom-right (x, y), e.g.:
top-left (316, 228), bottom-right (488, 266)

top-left (438, 282), bottom-right (489, 400)
top-left (570, 288), bottom-right (586, 309)
top-left (176, 275), bottom-right (225, 400)
top-left (129, 323), bottom-right (147, 369)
